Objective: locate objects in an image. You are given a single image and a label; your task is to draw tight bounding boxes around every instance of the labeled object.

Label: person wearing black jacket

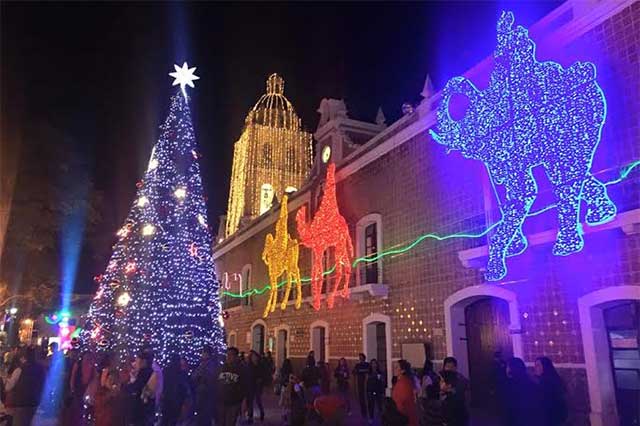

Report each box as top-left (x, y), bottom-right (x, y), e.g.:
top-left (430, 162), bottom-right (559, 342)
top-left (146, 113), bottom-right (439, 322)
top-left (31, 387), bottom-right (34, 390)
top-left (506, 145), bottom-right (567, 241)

top-left (366, 359), bottom-right (387, 424)
top-left (301, 355), bottom-right (320, 401)
top-left (161, 353), bottom-right (192, 426)
top-left (192, 345), bottom-right (218, 426)
top-left (352, 353), bottom-right (370, 418)
top-left (334, 358), bottom-right (351, 415)
top-left (5, 347), bottom-right (46, 426)
top-left (440, 370), bottom-right (468, 426)
top-left (504, 357), bottom-right (545, 426)
top-left (246, 350), bottom-right (266, 423)
top-left (217, 346), bottom-right (247, 426)
top-left (124, 352), bottom-right (154, 426)
top-left (534, 357), bottom-right (568, 426)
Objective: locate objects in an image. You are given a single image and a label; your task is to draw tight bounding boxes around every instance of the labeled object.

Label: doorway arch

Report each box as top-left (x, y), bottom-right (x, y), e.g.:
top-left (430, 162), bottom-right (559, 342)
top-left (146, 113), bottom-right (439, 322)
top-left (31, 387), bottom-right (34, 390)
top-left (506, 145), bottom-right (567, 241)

top-left (444, 285), bottom-right (522, 378)
top-left (309, 320), bottom-right (329, 363)
top-left (251, 319), bottom-right (267, 354)
top-left (579, 285), bottom-right (640, 426)
top-left (274, 324), bottom-right (291, 369)
top-left (363, 313), bottom-right (392, 393)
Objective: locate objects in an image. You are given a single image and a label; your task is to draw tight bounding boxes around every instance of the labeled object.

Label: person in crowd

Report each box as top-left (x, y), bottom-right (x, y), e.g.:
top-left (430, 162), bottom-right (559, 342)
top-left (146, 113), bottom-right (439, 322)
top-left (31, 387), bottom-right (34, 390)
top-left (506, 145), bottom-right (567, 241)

top-left (246, 350), bottom-right (266, 423)
top-left (505, 357), bottom-right (544, 426)
top-left (314, 392), bottom-right (347, 425)
top-left (44, 342), bottom-right (59, 370)
top-left (124, 352), bottom-right (154, 426)
top-left (352, 353), bottom-right (370, 419)
top-left (367, 359), bottom-right (387, 424)
top-left (216, 346), bottom-right (247, 426)
top-left (317, 360), bottom-right (331, 394)
top-left (264, 351), bottom-right (275, 387)
top-left (281, 374), bottom-right (306, 426)
top-left (440, 370), bottom-right (469, 426)
top-left (279, 358), bottom-right (293, 394)
top-left (418, 359), bottom-right (438, 424)
top-left (421, 359), bottom-right (438, 395)
top-left (161, 353), bottom-right (193, 426)
top-left (420, 382), bottom-right (444, 426)
top-left (239, 351), bottom-right (246, 365)
top-left (381, 397), bottom-right (408, 426)
top-left (441, 357), bottom-right (470, 408)
top-left (535, 356), bottom-right (568, 426)
top-left (59, 348), bottom-right (80, 425)
top-left (95, 353), bottom-right (126, 426)
top-left (140, 346), bottom-right (163, 422)
top-left (301, 354), bottom-right (320, 401)
top-left (334, 358), bottom-right (351, 415)
top-left (69, 350), bottom-right (97, 425)
top-left (192, 345), bottom-right (218, 426)
top-left (392, 359), bottom-right (418, 426)
top-left (4, 347), bottom-right (46, 426)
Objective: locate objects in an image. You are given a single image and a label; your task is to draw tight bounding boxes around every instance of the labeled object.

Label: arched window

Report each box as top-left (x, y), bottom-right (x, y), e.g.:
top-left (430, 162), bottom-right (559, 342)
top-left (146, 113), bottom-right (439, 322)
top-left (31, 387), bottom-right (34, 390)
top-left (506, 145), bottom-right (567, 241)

top-left (309, 320), bottom-right (330, 363)
top-left (227, 331), bottom-right (237, 348)
top-left (356, 214), bottom-right (383, 285)
top-left (241, 264), bottom-right (252, 306)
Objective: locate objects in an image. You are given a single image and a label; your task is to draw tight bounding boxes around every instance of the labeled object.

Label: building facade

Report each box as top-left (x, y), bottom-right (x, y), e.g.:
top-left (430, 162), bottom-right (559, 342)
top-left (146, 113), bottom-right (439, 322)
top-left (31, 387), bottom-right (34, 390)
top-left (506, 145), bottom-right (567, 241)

top-left (213, 2), bottom-right (640, 425)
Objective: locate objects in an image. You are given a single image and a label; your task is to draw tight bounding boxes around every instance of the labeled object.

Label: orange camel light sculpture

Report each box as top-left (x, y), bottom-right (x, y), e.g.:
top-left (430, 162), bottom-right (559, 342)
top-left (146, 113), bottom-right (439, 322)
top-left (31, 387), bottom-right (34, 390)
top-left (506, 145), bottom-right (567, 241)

top-left (295, 163), bottom-right (353, 310)
top-left (262, 195), bottom-right (302, 318)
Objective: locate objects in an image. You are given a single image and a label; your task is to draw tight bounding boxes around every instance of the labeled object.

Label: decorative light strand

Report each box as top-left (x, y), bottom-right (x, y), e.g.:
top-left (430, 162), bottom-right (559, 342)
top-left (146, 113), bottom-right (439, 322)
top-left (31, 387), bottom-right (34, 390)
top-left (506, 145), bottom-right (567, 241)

top-left (222, 160), bottom-right (639, 299)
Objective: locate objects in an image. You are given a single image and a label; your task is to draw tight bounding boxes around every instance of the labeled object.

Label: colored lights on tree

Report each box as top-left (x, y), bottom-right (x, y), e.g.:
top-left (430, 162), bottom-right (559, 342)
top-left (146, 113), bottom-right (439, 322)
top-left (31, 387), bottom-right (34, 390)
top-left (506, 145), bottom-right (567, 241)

top-left (197, 214), bottom-right (207, 227)
top-left (124, 262), bottom-right (137, 274)
top-left (262, 195), bottom-right (302, 317)
top-left (429, 11), bottom-right (617, 281)
top-left (174, 187), bottom-right (187, 200)
top-left (137, 196), bottom-right (149, 207)
top-left (295, 163), bottom-right (353, 310)
top-left (141, 224), bottom-right (156, 236)
top-left (117, 292), bottom-right (131, 307)
top-left (148, 158), bottom-right (158, 171)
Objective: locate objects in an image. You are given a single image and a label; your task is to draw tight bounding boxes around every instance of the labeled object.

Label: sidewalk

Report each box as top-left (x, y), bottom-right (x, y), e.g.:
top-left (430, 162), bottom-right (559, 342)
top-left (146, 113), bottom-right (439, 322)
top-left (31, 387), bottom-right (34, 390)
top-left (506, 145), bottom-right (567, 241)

top-left (242, 390), bottom-right (377, 426)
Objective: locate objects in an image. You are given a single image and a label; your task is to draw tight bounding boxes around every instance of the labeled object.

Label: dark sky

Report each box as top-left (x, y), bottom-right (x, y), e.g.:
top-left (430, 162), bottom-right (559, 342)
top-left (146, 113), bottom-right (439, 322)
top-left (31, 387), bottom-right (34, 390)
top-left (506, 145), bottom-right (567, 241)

top-left (1, 1), bottom-right (562, 291)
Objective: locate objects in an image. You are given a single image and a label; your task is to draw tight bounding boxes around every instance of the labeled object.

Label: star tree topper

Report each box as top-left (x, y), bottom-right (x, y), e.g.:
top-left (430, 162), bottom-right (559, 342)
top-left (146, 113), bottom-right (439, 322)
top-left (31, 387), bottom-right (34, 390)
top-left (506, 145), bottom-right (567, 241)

top-left (169, 62), bottom-right (200, 99)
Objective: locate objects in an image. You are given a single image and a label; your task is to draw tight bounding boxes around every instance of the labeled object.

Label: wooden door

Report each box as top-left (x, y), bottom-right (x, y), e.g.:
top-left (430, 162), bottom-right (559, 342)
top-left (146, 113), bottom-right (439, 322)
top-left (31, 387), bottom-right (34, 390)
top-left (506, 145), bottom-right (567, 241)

top-left (465, 298), bottom-right (512, 411)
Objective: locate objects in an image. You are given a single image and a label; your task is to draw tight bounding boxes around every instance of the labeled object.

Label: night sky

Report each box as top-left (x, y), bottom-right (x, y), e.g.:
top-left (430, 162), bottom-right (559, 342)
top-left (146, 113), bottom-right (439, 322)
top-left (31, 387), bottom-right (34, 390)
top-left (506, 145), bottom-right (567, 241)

top-left (1, 1), bottom-right (562, 293)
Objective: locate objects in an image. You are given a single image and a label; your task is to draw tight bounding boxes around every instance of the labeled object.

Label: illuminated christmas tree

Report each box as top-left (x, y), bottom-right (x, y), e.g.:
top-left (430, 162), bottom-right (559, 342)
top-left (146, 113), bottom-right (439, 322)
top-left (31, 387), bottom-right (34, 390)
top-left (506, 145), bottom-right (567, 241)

top-left (82, 63), bottom-right (225, 366)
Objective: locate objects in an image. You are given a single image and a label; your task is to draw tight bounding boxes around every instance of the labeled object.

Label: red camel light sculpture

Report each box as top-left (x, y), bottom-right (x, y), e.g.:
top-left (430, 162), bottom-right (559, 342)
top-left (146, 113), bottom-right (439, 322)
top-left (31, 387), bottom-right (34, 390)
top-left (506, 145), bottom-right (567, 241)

top-left (296, 163), bottom-right (353, 310)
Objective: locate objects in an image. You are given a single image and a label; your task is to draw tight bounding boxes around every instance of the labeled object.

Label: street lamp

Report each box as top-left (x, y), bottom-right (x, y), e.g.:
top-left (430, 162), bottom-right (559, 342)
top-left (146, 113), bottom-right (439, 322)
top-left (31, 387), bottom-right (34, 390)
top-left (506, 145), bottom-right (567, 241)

top-left (8, 307), bottom-right (17, 315)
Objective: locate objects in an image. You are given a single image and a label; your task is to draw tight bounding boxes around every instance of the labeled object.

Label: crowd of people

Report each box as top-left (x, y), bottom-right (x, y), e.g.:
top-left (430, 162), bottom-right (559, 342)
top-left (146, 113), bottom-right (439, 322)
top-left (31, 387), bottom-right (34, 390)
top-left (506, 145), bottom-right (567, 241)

top-left (0, 342), bottom-right (569, 426)
top-left (271, 351), bottom-right (568, 426)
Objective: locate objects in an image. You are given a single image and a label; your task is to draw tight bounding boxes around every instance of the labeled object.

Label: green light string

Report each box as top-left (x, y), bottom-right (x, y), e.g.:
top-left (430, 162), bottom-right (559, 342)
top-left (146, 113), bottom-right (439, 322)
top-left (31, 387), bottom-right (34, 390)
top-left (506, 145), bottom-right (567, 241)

top-left (222, 160), bottom-right (639, 299)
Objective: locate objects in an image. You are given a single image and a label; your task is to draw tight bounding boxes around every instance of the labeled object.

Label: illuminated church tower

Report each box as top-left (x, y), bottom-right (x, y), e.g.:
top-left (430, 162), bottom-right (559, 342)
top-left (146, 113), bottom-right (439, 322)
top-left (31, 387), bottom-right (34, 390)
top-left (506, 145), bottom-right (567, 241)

top-left (225, 73), bottom-right (313, 237)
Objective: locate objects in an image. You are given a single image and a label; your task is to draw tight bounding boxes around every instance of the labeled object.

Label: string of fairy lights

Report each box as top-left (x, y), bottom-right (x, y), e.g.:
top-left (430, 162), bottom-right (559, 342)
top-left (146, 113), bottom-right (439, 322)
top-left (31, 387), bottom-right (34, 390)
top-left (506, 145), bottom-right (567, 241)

top-left (222, 159), bottom-right (640, 299)
top-left (225, 73), bottom-right (313, 237)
